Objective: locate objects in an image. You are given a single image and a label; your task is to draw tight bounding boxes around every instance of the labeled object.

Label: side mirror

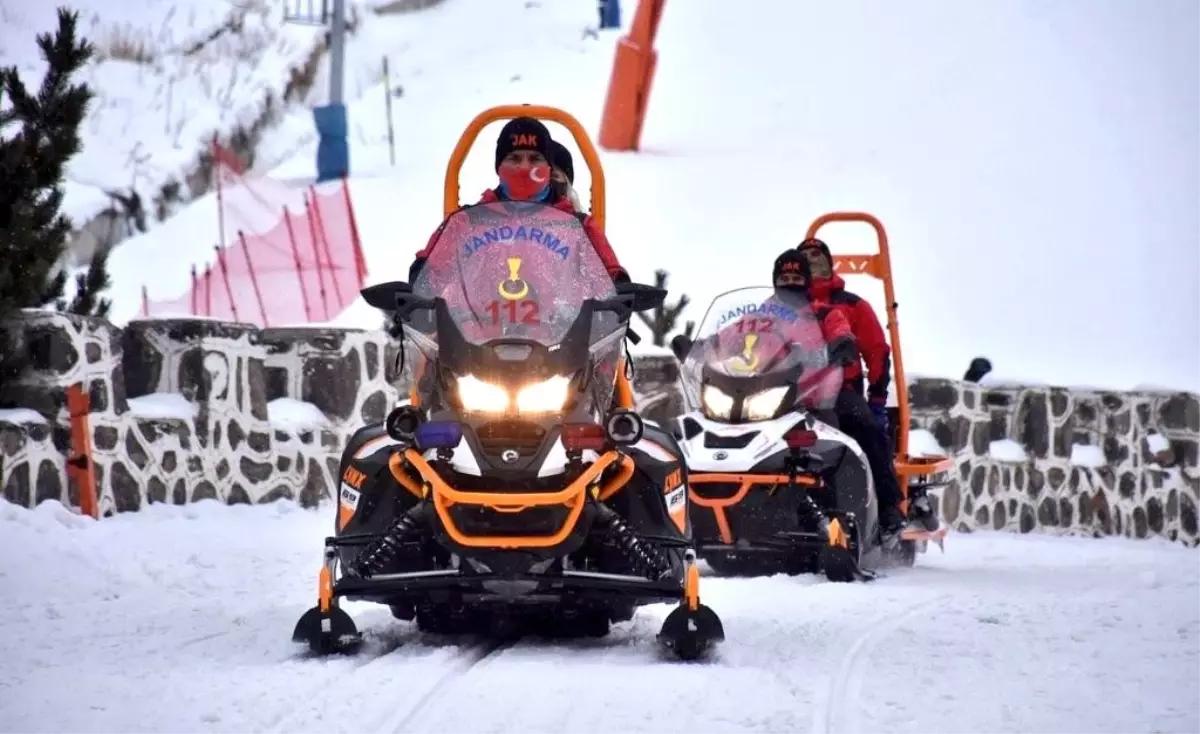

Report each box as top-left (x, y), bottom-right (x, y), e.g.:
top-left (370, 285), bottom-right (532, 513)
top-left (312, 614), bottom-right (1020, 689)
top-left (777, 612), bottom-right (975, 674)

top-left (670, 334), bottom-right (693, 361)
top-left (827, 335), bottom-right (859, 367)
top-left (361, 280), bottom-right (435, 324)
top-left (361, 280), bottom-right (412, 310)
top-left (615, 281), bottom-right (667, 313)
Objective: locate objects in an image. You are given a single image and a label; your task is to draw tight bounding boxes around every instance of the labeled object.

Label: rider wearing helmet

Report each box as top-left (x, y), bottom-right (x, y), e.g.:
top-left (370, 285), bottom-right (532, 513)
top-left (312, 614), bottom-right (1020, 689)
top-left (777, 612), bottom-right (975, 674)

top-left (796, 238), bottom-right (906, 538)
top-left (409, 117), bottom-right (628, 285)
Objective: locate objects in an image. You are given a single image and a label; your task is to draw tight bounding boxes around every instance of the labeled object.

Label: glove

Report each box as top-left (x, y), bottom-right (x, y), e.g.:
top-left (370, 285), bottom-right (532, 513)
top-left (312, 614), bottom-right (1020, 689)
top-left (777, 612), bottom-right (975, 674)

top-left (826, 335), bottom-right (859, 367)
top-left (869, 400), bottom-right (889, 435)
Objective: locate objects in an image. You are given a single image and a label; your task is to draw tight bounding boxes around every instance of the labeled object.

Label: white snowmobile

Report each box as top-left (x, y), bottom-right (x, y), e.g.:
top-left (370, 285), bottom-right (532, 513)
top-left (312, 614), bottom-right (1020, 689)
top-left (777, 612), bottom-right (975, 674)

top-left (667, 286), bottom-right (922, 581)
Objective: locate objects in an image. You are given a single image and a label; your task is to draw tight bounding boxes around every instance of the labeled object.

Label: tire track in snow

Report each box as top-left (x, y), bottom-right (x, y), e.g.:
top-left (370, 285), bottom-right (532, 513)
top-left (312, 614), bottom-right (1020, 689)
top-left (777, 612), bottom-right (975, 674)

top-left (811, 593), bottom-right (949, 734)
top-left (374, 639), bottom-right (513, 734)
top-left (264, 631), bottom-right (413, 733)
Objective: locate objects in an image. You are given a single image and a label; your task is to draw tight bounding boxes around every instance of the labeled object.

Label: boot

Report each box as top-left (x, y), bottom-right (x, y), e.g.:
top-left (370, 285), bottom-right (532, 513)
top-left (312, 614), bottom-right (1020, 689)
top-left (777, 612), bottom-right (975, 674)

top-left (905, 491), bottom-right (941, 533)
top-left (878, 502), bottom-right (906, 547)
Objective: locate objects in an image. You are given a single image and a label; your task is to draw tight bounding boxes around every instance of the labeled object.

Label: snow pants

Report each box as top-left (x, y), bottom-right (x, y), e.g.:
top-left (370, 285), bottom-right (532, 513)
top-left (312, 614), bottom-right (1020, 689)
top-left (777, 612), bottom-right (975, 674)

top-left (834, 389), bottom-right (903, 511)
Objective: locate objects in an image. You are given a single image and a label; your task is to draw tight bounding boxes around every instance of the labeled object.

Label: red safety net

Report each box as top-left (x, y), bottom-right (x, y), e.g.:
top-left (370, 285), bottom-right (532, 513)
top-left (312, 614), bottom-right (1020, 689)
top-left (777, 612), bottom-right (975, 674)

top-left (139, 139), bottom-right (367, 326)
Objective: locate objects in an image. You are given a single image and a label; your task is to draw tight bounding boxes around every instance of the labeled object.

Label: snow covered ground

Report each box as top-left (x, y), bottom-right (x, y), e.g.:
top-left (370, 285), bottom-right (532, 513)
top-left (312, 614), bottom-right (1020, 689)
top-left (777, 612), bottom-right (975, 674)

top-left (1, 497), bottom-right (1196, 733)
top-left (99, 0), bottom-right (1200, 392)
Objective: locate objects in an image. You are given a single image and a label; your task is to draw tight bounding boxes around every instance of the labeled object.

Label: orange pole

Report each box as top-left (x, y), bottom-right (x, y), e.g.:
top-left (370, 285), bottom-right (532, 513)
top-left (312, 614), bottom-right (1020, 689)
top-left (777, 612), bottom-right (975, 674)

top-left (598, 0), bottom-right (666, 151)
top-left (65, 383), bottom-right (98, 518)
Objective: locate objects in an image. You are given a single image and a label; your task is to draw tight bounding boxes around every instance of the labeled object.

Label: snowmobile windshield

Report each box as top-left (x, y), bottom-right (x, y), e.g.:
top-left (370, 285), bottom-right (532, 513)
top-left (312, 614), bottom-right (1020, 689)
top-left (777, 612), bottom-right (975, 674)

top-left (680, 286), bottom-right (843, 422)
top-left (406, 201), bottom-right (625, 412)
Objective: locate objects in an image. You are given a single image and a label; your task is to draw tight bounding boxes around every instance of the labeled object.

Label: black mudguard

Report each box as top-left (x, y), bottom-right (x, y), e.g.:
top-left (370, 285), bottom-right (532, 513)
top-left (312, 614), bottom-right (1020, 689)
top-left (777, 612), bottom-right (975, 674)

top-left (332, 423), bottom-right (415, 567)
top-left (611, 423), bottom-right (693, 543)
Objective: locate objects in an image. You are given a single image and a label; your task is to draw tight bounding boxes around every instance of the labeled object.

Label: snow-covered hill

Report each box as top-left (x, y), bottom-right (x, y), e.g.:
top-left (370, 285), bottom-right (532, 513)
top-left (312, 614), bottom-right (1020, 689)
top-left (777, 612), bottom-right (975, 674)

top-left (101, 0), bottom-right (1198, 392)
top-left (0, 0), bottom-right (326, 234)
top-left (0, 0), bottom-right (458, 260)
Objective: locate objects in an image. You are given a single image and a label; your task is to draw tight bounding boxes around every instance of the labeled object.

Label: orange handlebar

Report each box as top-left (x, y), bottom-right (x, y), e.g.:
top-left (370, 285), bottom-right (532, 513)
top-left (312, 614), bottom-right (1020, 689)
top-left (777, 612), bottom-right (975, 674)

top-left (443, 104), bottom-right (606, 230)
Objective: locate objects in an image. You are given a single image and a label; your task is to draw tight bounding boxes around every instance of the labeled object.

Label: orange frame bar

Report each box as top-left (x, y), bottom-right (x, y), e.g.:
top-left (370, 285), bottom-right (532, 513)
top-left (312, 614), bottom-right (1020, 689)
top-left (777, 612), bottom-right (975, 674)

top-left (804, 212), bottom-right (952, 482)
top-left (688, 472), bottom-right (818, 545)
top-left (395, 447), bottom-right (633, 549)
top-left (443, 104), bottom-right (606, 230)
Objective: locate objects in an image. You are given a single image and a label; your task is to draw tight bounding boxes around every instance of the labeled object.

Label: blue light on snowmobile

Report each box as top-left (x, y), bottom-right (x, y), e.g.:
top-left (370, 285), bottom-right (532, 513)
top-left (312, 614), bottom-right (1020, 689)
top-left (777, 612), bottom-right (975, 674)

top-left (413, 421), bottom-right (463, 451)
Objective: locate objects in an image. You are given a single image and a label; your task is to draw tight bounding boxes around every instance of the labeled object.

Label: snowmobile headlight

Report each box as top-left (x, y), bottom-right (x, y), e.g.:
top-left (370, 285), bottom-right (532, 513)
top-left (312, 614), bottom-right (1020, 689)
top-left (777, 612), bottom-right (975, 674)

top-left (701, 385), bottom-right (734, 420)
top-left (516, 375), bottom-right (572, 413)
top-left (456, 374), bottom-right (510, 413)
top-left (744, 386), bottom-right (790, 421)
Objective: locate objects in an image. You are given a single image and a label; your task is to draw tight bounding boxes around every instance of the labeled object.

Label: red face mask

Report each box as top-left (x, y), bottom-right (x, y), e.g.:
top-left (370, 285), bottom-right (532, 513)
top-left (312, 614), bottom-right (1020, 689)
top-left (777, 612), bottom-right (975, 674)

top-left (498, 162), bottom-right (551, 201)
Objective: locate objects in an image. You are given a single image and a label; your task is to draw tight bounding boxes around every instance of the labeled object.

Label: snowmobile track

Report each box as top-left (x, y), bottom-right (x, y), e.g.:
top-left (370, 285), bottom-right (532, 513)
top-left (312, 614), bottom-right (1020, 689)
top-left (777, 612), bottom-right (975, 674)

top-left (266, 635), bottom-right (410, 734)
top-left (375, 639), bottom-right (513, 734)
top-left (812, 593), bottom-right (949, 734)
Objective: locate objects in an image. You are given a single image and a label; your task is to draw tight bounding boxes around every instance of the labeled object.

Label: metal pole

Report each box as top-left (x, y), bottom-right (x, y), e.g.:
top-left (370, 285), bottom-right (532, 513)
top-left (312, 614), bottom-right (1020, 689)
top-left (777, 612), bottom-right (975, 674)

top-left (328, 0), bottom-right (346, 105)
top-left (383, 56), bottom-right (395, 167)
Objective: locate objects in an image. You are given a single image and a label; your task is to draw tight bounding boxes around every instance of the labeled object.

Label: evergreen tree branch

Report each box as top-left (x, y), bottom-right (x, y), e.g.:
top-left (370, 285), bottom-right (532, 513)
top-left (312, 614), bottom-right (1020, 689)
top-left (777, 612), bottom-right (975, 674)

top-left (0, 3), bottom-right (109, 369)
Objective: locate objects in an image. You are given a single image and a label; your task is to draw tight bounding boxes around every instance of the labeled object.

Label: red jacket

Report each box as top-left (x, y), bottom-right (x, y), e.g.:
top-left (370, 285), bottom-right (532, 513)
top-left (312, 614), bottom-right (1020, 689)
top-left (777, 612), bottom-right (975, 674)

top-left (809, 273), bottom-right (891, 403)
top-left (410, 189), bottom-right (628, 283)
top-left (812, 304), bottom-right (853, 344)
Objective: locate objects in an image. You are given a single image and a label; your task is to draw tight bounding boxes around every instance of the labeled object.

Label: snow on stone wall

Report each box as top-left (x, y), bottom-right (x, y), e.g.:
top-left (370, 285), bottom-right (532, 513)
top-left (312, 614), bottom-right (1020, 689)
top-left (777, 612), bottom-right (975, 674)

top-left (0, 312), bottom-right (400, 515)
top-left (1, 313), bottom-right (1195, 544)
top-left (904, 378), bottom-right (1198, 544)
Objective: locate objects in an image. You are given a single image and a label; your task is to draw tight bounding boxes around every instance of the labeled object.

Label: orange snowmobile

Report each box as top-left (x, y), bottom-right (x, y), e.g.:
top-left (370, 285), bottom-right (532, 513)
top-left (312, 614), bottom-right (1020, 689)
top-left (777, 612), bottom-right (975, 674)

top-left (291, 105), bottom-right (724, 660)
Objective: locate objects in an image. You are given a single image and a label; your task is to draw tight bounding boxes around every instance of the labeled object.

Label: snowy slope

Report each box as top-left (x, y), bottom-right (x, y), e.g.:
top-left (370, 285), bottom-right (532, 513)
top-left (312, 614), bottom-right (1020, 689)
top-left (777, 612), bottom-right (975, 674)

top-left (0, 497), bottom-right (1196, 733)
top-left (102, 0), bottom-right (611, 322)
top-left (0, 0), bottom-right (332, 227)
top-left (102, 0), bottom-right (1198, 392)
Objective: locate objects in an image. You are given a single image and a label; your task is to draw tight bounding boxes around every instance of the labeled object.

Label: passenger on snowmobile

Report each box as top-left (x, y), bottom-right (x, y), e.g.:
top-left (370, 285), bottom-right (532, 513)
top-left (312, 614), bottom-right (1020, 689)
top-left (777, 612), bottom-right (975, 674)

top-left (410, 117), bottom-right (628, 285)
top-left (796, 237), bottom-right (906, 536)
top-left (770, 251), bottom-right (856, 354)
top-left (548, 139), bottom-right (584, 212)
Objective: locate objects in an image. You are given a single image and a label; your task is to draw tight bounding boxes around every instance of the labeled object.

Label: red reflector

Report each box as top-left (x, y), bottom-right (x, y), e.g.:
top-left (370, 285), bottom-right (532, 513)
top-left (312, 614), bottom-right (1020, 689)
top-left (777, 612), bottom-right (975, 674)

top-left (562, 423), bottom-right (608, 451)
top-left (784, 428), bottom-right (817, 449)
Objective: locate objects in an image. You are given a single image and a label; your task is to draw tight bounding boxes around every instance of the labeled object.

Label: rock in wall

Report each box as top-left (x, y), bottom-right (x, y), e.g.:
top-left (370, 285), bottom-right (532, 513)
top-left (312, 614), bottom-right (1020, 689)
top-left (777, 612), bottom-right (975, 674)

top-left (906, 378), bottom-right (1199, 544)
top-left (631, 354), bottom-right (685, 422)
top-left (0, 311), bottom-right (128, 510)
top-left (1, 312), bottom-right (398, 514)
top-left (1, 311), bottom-right (1195, 546)
top-left (0, 410), bottom-right (66, 508)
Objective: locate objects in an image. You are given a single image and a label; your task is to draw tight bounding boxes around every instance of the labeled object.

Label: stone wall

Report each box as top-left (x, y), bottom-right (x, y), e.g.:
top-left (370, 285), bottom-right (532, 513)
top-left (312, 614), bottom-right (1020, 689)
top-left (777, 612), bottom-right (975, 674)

top-left (905, 379), bottom-right (1198, 545)
top-left (1, 314), bottom-right (1196, 546)
top-left (0, 312), bottom-right (400, 515)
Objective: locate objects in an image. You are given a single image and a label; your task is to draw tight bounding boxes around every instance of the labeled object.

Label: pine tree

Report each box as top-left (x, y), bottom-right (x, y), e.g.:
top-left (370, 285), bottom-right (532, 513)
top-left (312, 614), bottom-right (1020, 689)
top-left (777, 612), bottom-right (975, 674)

top-left (635, 269), bottom-right (693, 347)
top-left (0, 9), bottom-right (111, 402)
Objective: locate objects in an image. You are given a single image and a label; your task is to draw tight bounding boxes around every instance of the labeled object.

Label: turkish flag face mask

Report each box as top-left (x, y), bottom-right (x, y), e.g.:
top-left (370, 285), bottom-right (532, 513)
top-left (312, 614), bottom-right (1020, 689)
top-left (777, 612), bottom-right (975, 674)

top-left (498, 161), bottom-right (551, 201)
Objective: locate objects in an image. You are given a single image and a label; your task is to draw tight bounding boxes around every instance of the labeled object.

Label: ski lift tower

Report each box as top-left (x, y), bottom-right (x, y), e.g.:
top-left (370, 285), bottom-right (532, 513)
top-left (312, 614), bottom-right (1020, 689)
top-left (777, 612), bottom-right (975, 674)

top-left (283, 0), bottom-right (349, 182)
